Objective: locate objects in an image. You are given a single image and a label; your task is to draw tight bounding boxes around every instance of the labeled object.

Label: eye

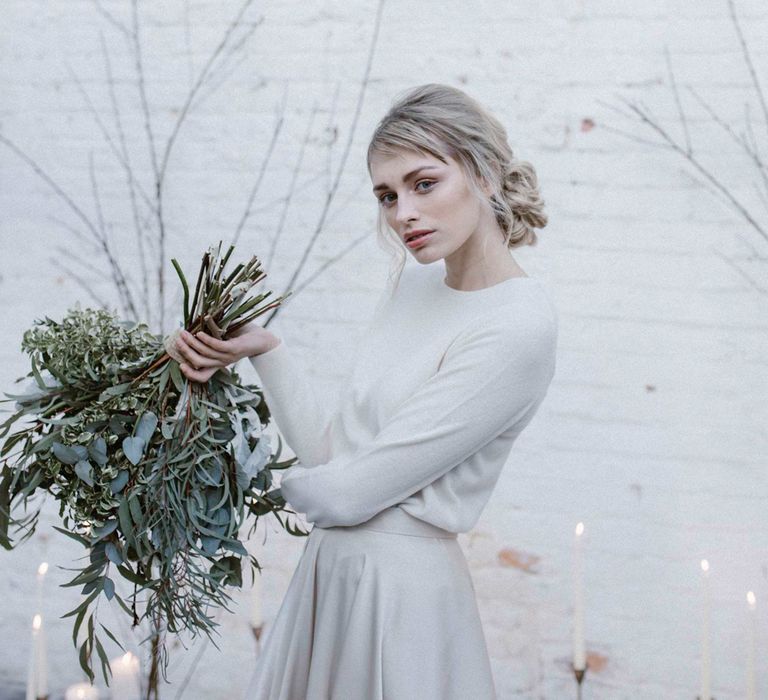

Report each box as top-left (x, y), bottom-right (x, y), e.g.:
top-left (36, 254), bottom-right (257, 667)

top-left (378, 180), bottom-right (436, 207)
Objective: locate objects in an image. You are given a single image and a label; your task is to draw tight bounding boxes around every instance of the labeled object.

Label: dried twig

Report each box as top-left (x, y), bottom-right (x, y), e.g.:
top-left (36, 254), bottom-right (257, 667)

top-left (265, 103), bottom-right (321, 272)
top-left (231, 87), bottom-right (289, 247)
top-left (99, 29), bottom-right (154, 321)
top-left (262, 0), bottom-right (388, 328)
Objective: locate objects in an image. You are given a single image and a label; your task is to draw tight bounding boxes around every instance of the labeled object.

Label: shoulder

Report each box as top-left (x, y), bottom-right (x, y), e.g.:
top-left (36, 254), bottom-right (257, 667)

top-left (450, 292), bottom-right (558, 362)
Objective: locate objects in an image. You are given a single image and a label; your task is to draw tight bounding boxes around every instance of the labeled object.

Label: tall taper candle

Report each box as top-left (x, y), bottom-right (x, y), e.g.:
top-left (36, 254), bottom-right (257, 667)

top-left (64, 682), bottom-right (99, 700)
top-left (700, 559), bottom-right (711, 700)
top-left (746, 591), bottom-right (757, 700)
top-left (572, 522), bottom-right (585, 671)
top-left (109, 651), bottom-right (140, 700)
top-left (251, 566), bottom-right (264, 628)
top-left (26, 614), bottom-right (48, 700)
top-left (35, 562), bottom-right (48, 615)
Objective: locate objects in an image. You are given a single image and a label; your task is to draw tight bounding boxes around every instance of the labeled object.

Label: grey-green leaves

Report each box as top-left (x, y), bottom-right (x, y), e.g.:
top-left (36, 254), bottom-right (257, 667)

top-left (0, 245), bottom-right (303, 688)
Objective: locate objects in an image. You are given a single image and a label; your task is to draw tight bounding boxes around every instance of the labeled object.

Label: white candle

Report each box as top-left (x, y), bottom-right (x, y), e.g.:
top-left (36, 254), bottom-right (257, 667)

top-left (746, 591), bottom-right (757, 700)
top-left (572, 522), bottom-right (586, 671)
top-left (251, 567), bottom-right (264, 628)
top-left (26, 614), bottom-right (48, 700)
top-left (64, 682), bottom-right (99, 700)
top-left (700, 559), bottom-right (711, 700)
top-left (109, 651), bottom-right (140, 700)
top-left (35, 562), bottom-right (48, 615)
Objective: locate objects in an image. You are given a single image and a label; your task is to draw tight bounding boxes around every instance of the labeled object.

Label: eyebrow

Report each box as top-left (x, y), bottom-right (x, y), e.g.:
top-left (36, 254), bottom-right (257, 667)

top-left (372, 165), bottom-right (441, 194)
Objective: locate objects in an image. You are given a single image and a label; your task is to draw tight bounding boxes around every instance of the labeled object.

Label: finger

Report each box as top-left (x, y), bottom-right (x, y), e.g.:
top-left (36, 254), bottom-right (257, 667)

top-left (180, 330), bottom-right (231, 362)
top-left (180, 362), bottom-right (218, 383)
top-left (175, 338), bottom-right (224, 369)
top-left (195, 331), bottom-right (233, 353)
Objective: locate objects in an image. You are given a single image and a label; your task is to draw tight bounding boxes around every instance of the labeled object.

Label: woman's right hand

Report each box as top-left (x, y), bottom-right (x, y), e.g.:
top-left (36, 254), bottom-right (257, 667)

top-left (174, 322), bottom-right (281, 383)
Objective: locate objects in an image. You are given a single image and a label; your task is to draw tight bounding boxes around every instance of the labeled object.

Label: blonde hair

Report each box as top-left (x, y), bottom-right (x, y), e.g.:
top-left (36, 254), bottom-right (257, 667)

top-left (366, 83), bottom-right (547, 290)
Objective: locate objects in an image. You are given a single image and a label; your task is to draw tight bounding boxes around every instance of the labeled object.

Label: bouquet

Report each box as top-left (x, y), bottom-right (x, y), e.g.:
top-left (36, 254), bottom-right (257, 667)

top-left (0, 242), bottom-right (308, 686)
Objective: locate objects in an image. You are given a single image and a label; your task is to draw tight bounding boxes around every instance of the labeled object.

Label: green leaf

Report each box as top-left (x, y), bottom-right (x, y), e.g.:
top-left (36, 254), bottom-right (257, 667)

top-left (109, 470), bottom-right (129, 495)
top-left (90, 519), bottom-right (118, 541)
top-left (72, 605), bottom-right (87, 648)
top-left (88, 437), bottom-right (108, 466)
top-left (220, 538), bottom-right (248, 557)
top-left (93, 633), bottom-right (112, 686)
top-left (135, 411), bottom-right (158, 443)
top-left (52, 442), bottom-right (81, 465)
top-left (103, 576), bottom-right (115, 600)
top-left (52, 525), bottom-right (89, 547)
top-left (75, 460), bottom-right (94, 487)
top-left (169, 360), bottom-right (185, 392)
top-left (116, 563), bottom-right (147, 587)
top-left (105, 541), bottom-right (123, 566)
top-left (122, 436), bottom-right (145, 466)
top-left (99, 622), bottom-right (126, 653)
top-left (78, 637), bottom-right (94, 683)
top-left (61, 587), bottom-right (100, 619)
top-left (172, 258), bottom-right (191, 327)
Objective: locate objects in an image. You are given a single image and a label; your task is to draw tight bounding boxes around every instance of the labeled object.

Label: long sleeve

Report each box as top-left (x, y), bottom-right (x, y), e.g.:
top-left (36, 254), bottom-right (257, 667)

top-left (248, 279), bottom-right (394, 467)
top-left (279, 307), bottom-right (557, 528)
top-left (248, 340), bottom-right (337, 466)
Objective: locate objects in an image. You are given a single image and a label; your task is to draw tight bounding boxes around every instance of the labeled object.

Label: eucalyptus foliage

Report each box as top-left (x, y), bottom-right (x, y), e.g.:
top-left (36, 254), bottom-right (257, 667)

top-left (0, 243), bottom-right (308, 686)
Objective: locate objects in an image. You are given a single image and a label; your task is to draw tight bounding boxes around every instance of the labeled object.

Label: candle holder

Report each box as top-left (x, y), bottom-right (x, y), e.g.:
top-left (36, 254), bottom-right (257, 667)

top-left (251, 623), bottom-right (264, 656)
top-left (695, 697), bottom-right (717, 699)
top-left (571, 663), bottom-right (587, 700)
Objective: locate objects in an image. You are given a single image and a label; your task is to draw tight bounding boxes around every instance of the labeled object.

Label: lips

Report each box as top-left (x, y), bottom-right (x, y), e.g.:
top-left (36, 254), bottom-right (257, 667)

top-left (404, 229), bottom-right (435, 243)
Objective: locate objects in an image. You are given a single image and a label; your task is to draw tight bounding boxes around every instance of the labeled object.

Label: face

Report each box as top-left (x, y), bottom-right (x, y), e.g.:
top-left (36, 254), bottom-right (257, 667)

top-left (369, 149), bottom-right (491, 264)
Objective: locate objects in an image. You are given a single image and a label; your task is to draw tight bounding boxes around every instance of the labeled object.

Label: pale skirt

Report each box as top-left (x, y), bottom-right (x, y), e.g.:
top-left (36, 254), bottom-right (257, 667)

top-left (242, 505), bottom-right (497, 700)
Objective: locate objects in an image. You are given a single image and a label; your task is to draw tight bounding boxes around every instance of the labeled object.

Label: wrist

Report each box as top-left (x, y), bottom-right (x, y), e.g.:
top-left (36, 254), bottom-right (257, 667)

top-left (248, 333), bottom-right (281, 359)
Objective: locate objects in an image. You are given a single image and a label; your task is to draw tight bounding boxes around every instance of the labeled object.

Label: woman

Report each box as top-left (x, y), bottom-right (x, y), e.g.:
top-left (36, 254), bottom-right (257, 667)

top-left (175, 83), bottom-right (557, 700)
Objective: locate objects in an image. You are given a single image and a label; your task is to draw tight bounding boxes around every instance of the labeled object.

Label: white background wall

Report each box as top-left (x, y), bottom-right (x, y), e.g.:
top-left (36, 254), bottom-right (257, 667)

top-left (1, 1), bottom-right (767, 698)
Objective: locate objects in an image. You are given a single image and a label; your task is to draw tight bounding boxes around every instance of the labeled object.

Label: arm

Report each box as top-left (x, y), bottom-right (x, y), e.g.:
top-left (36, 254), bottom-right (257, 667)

top-left (249, 278), bottom-right (396, 467)
top-left (279, 309), bottom-right (557, 528)
top-left (249, 340), bottom-right (338, 466)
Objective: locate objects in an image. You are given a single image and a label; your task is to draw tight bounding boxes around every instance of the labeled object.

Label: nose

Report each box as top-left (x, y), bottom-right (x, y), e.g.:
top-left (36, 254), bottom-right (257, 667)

top-left (394, 192), bottom-right (419, 228)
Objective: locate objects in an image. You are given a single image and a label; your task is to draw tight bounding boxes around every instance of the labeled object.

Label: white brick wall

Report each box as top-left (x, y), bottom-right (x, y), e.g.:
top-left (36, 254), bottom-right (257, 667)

top-left (1, 1), bottom-right (766, 698)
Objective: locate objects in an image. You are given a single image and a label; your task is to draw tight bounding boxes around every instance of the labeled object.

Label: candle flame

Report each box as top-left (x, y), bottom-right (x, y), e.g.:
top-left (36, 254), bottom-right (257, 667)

top-left (700, 559), bottom-right (709, 572)
top-left (32, 613), bottom-right (42, 630)
top-left (76, 690), bottom-right (86, 699)
top-left (37, 562), bottom-right (48, 576)
top-left (747, 590), bottom-right (756, 607)
top-left (575, 522), bottom-right (584, 536)
top-left (122, 651), bottom-right (136, 665)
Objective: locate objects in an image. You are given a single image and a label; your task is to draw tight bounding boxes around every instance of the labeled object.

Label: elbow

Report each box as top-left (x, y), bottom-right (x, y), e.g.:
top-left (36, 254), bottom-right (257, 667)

top-left (310, 503), bottom-right (361, 529)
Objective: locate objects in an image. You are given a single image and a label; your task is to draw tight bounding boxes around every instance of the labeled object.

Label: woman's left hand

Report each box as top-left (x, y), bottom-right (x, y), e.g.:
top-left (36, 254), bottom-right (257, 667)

top-left (173, 329), bottom-right (243, 383)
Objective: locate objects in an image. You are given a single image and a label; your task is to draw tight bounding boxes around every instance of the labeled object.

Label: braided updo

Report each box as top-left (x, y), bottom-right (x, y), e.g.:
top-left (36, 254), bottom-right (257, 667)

top-left (366, 83), bottom-right (547, 270)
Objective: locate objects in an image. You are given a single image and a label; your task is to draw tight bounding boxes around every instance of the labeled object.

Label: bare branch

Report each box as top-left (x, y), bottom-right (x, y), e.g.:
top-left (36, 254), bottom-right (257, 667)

top-left (0, 133), bottom-right (104, 248)
top-left (266, 103), bottom-right (321, 272)
top-left (727, 0), bottom-right (768, 143)
top-left (262, 0), bottom-right (388, 329)
top-left (290, 232), bottom-right (370, 298)
top-left (611, 94), bottom-right (768, 245)
top-left (47, 215), bottom-right (101, 253)
top-left (88, 151), bottom-right (139, 319)
top-left (130, 0), bottom-right (166, 331)
top-left (663, 43), bottom-right (692, 156)
top-left (157, 0), bottom-right (262, 187)
top-left (90, 0), bottom-right (130, 38)
top-left (99, 29), bottom-right (153, 323)
top-left (231, 87), bottom-right (288, 247)
top-left (50, 257), bottom-right (110, 309)
top-left (54, 244), bottom-right (113, 282)
top-left (188, 18), bottom-right (263, 114)
top-left (710, 246), bottom-right (767, 295)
